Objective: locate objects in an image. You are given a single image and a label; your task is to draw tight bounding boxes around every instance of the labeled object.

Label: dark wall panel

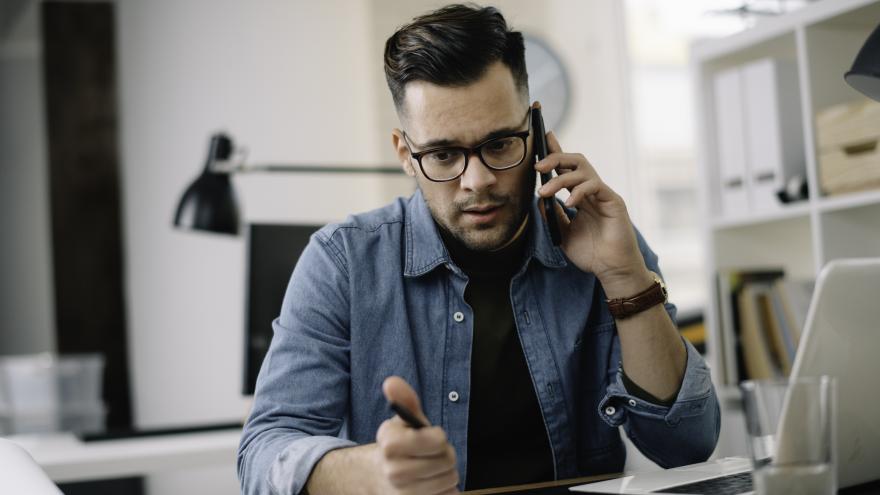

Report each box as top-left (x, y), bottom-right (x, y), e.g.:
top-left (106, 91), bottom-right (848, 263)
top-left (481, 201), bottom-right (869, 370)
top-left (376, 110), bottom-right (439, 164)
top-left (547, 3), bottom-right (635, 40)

top-left (42, 1), bottom-right (133, 432)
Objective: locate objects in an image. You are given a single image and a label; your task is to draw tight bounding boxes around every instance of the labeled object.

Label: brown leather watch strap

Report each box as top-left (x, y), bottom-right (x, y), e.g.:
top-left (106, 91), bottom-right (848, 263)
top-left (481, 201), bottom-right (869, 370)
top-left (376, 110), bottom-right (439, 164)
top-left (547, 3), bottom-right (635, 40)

top-left (606, 273), bottom-right (668, 320)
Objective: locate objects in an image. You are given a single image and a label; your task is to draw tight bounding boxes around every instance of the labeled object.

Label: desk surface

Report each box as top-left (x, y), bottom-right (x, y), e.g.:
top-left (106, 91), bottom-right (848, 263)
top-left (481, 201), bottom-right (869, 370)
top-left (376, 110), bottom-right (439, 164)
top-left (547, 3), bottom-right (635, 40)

top-left (464, 473), bottom-right (619, 494)
top-left (9, 431), bottom-right (880, 494)
top-left (7, 428), bottom-right (241, 483)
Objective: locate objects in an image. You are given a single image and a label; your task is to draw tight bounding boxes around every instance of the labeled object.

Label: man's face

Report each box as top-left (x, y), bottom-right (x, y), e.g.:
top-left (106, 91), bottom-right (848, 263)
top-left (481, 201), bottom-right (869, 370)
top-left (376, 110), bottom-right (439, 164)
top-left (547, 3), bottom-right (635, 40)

top-left (392, 62), bottom-right (534, 252)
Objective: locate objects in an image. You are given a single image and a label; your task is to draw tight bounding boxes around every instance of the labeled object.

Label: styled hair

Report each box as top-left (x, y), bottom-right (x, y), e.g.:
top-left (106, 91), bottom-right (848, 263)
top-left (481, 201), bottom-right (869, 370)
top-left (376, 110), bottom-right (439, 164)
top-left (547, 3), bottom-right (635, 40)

top-left (383, 3), bottom-right (528, 112)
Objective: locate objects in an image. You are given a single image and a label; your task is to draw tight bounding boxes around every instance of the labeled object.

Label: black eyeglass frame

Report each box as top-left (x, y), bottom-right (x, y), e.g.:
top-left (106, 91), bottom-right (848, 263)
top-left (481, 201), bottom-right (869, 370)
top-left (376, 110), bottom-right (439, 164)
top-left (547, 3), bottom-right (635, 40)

top-left (402, 110), bottom-right (533, 183)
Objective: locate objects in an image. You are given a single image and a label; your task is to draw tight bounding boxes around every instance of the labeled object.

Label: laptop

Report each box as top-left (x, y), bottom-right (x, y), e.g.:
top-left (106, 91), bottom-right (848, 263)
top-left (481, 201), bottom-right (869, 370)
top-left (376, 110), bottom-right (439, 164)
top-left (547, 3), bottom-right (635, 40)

top-left (571, 258), bottom-right (880, 494)
top-left (0, 438), bottom-right (62, 494)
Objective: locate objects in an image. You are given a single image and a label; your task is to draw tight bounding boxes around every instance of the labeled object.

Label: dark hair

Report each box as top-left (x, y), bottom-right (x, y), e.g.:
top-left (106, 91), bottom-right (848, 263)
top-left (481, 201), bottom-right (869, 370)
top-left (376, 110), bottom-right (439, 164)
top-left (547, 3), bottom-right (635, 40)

top-left (383, 3), bottom-right (528, 112)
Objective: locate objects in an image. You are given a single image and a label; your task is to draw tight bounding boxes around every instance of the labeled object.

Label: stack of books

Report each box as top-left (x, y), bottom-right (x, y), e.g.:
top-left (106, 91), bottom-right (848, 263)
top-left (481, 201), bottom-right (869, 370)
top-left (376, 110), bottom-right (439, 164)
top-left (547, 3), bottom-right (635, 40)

top-left (716, 269), bottom-right (814, 384)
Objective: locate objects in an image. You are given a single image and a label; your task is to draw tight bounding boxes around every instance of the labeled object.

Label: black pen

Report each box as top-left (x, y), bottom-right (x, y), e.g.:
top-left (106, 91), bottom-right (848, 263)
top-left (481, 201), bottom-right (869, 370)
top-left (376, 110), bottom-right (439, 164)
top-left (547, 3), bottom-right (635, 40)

top-left (389, 401), bottom-right (427, 429)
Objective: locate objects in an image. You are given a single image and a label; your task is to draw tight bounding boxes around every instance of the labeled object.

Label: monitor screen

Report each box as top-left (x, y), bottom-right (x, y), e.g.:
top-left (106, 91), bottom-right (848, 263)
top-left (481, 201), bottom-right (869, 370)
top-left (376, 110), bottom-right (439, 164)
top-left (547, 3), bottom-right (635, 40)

top-left (244, 223), bottom-right (322, 395)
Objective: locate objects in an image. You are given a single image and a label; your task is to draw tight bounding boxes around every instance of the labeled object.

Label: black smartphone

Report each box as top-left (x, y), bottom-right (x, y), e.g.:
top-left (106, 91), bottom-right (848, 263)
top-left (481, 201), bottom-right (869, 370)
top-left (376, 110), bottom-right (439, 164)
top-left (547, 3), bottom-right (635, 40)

top-left (531, 107), bottom-right (562, 246)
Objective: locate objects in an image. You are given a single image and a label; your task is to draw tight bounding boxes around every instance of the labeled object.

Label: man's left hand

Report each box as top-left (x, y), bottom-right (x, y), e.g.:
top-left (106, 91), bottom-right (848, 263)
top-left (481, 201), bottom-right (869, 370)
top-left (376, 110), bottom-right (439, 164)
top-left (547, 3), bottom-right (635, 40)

top-left (535, 131), bottom-right (651, 297)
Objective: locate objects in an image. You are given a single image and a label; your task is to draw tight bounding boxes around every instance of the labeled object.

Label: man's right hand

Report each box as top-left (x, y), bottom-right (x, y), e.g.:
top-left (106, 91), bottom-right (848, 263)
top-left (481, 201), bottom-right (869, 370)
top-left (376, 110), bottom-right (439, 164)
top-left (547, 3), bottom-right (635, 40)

top-left (374, 376), bottom-right (460, 495)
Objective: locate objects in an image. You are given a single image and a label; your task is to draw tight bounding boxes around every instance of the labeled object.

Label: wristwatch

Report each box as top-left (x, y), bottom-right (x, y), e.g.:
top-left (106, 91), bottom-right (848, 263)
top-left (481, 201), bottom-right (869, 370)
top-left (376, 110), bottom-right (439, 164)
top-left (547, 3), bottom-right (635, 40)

top-left (606, 271), bottom-right (668, 320)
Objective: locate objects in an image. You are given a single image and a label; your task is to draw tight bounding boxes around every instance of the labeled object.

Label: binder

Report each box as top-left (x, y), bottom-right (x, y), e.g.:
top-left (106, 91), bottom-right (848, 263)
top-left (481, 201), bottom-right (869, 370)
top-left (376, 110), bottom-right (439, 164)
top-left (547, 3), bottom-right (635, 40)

top-left (741, 58), bottom-right (805, 213)
top-left (713, 67), bottom-right (750, 218)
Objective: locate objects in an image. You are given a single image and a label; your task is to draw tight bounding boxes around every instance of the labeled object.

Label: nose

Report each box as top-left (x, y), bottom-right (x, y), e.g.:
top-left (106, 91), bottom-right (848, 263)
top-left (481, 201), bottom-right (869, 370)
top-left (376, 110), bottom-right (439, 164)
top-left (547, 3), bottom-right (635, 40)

top-left (458, 151), bottom-right (497, 192)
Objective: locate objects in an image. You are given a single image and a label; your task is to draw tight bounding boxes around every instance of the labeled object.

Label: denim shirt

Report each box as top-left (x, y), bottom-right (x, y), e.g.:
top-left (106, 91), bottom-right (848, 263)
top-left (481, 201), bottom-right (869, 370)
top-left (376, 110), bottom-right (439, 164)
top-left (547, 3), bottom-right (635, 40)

top-left (238, 190), bottom-right (720, 495)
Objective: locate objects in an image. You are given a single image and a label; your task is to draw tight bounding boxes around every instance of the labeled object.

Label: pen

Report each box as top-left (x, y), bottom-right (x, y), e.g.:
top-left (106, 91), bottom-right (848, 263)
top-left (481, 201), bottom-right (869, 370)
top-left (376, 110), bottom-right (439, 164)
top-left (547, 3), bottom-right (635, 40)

top-left (389, 401), bottom-right (427, 429)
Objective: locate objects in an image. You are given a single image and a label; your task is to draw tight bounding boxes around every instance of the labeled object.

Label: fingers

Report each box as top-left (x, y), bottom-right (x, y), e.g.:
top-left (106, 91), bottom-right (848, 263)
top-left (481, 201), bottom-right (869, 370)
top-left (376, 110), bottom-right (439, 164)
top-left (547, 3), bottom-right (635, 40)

top-left (377, 421), bottom-right (450, 458)
top-left (539, 171), bottom-right (597, 197)
top-left (565, 180), bottom-right (605, 207)
top-left (376, 422), bottom-right (459, 494)
top-left (534, 151), bottom-right (584, 174)
top-left (546, 130), bottom-right (563, 154)
top-left (383, 376), bottom-right (430, 426)
top-left (394, 465), bottom-right (460, 495)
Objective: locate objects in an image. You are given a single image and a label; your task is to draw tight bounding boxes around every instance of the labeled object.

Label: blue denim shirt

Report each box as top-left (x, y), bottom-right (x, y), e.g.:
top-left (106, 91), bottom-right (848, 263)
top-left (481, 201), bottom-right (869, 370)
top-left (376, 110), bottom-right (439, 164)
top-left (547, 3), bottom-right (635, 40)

top-left (238, 190), bottom-right (720, 495)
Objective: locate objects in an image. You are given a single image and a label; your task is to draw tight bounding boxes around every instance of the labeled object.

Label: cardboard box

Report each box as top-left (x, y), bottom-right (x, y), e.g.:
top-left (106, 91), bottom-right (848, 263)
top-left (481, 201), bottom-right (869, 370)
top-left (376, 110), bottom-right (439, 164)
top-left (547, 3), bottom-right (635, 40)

top-left (816, 99), bottom-right (880, 195)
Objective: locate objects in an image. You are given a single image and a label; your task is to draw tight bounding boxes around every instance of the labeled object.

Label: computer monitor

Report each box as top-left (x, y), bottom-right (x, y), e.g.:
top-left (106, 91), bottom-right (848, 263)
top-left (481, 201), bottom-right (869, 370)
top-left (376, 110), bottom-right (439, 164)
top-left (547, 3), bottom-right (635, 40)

top-left (243, 223), bottom-right (322, 395)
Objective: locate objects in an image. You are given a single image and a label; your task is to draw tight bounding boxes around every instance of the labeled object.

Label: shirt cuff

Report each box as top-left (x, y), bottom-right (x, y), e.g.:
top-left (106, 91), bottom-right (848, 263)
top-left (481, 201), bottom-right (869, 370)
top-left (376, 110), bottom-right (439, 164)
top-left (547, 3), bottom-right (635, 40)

top-left (268, 435), bottom-right (358, 495)
top-left (598, 337), bottom-right (713, 428)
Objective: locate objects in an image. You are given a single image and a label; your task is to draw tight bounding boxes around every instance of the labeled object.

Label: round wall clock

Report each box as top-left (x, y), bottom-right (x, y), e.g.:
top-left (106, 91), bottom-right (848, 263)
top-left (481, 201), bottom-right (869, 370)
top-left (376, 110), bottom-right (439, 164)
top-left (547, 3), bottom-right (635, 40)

top-left (524, 34), bottom-right (572, 132)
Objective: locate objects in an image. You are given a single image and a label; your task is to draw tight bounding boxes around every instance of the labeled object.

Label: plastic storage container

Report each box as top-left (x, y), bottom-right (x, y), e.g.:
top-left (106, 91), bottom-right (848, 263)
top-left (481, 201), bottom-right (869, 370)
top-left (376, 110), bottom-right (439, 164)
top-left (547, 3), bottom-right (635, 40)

top-left (0, 353), bottom-right (106, 435)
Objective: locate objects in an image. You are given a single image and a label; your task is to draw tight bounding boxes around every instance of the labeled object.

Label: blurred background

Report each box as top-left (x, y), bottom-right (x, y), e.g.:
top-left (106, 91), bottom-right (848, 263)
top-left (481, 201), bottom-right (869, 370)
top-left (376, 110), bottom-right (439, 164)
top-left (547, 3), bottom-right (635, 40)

top-left (6, 0), bottom-right (869, 493)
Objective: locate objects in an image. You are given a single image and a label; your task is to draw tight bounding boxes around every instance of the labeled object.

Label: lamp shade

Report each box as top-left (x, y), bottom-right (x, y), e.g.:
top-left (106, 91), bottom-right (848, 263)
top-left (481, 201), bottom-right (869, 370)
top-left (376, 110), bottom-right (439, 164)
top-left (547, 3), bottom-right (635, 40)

top-left (845, 23), bottom-right (880, 102)
top-left (173, 133), bottom-right (240, 235)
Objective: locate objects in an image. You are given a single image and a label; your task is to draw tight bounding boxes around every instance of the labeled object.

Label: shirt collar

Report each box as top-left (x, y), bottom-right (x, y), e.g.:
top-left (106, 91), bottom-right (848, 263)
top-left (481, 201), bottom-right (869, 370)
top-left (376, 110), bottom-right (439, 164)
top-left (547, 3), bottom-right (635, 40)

top-left (403, 190), bottom-right (567, 278)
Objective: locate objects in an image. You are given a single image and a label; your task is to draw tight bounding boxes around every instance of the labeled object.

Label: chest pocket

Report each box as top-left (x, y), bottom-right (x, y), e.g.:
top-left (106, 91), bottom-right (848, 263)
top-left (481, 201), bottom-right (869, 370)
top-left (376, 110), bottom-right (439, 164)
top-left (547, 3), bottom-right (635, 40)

top-left (576, 321), bottom-right (616, 393)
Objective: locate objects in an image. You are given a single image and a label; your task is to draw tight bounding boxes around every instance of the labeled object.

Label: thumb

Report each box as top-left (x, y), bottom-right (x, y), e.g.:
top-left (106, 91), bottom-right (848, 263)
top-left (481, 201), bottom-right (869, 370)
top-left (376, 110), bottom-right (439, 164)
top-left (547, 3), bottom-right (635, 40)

top-left (383, 376), bottom-right (430, 426)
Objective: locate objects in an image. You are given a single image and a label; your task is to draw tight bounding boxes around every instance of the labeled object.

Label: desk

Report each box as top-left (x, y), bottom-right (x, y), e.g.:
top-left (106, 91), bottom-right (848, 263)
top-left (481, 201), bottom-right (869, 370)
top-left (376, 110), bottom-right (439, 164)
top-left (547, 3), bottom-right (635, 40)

top-left (465, 474), bottom-right (618, 494)
top-left (467, 474), bottom-right (880, 495)
top-left (6, 428), bottom-right (241, 483)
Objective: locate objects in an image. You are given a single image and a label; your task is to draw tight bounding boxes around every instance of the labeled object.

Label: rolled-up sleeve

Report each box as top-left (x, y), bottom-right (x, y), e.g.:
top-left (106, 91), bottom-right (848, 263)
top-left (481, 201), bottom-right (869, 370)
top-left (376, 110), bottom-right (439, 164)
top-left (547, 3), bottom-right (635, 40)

top-left (595, 228), bottom-right (721, 467)
top-left (598, 337), bottom-right (720, 467)
top-left (238, 232), bottom-right (357, 495)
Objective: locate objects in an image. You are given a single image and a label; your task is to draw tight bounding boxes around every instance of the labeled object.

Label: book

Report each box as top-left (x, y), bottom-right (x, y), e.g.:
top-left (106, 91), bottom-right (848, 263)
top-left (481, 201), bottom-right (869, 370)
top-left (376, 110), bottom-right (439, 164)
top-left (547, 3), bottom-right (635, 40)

top-left (768, 285), bottom-right (797, 364)
top-left (756, 287), bottom-right (792, 375)
top-left (774, 278), bottom-right (814, 346)
top-left (716, 268), bottom-right (785, 384)
top-left (738, 283), bottom-right (783, 380)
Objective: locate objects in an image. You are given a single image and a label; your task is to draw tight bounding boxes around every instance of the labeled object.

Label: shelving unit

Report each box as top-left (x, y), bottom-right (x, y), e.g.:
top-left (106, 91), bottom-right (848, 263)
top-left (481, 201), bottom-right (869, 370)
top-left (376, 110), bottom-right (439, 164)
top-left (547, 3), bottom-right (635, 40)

top-left (690, 0), bottom-right (880, 457)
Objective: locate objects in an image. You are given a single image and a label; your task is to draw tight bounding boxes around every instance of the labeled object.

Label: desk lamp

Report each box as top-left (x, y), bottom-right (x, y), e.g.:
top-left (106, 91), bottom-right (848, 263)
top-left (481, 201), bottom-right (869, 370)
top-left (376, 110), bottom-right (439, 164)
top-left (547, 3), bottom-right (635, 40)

top-left (846, 22), bottom-right (880, 102)
top-left (173, 133), bottom-right (403, 235)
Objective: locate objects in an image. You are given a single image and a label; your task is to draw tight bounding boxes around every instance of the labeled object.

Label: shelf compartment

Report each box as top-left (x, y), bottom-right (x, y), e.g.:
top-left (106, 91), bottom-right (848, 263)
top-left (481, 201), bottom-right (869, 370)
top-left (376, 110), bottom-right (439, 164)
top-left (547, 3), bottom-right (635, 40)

top-left (819, 202), bottom-right (880, 262)
top-left (713, 215), bottom-right (816, 281)
top-left (818, 188), bottom-right (880, 213)
top-left (711, 201), bottom-right (811, 230)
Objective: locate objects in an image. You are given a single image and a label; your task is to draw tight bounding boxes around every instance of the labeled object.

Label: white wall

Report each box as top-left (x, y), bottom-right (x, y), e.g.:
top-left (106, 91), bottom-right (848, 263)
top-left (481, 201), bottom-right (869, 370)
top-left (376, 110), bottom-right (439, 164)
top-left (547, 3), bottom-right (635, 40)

top-left (0, 1), bottom-right (56, 356)
top-left (116, 0), bottom-right (403, 431)
top-left (116, 2), bottom-right (418, 492)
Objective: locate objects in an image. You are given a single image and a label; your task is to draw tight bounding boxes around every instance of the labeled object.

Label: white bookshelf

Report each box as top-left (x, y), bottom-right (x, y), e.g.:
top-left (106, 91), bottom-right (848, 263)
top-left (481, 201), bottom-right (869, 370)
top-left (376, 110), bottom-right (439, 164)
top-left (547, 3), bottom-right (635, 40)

top-left (690, 0), bottom-right (880, 456)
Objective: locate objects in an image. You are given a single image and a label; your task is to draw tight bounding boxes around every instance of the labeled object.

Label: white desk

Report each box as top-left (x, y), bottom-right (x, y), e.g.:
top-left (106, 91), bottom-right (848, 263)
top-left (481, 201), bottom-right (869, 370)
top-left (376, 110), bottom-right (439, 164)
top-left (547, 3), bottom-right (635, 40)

top-left (6, 428), bottom-right (242, 483)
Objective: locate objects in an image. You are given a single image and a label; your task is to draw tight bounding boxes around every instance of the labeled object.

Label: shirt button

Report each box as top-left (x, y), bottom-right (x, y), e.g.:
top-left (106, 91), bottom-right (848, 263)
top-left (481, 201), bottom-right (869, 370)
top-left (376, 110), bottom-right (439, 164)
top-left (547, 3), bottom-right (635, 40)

top-left (453, 311), bottom-right (464, 323)
top-left (605, 406), bottom-right (616, 416)
top-left (448, 391), bottom-right (460, 402)
top-left (628, 399), bottom-right (637, 407)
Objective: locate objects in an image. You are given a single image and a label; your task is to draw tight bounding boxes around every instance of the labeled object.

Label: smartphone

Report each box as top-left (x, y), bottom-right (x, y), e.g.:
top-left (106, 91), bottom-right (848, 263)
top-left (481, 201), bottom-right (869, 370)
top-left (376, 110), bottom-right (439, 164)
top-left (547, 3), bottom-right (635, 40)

top-left (531, 107), bottom-right (562, 246)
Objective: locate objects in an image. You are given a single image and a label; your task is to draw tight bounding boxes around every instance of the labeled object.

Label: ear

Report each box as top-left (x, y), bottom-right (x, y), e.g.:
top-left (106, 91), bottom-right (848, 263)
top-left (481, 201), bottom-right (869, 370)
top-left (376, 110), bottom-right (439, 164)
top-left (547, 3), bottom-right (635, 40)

top-left (391, 129), bottom-right (417, 177)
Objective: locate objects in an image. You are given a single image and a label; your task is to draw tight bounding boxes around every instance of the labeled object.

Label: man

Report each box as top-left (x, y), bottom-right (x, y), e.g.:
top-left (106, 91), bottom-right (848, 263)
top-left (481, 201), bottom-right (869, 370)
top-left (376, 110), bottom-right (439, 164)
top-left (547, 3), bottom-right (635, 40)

top-left (238, 4), bottom-right (719, 494)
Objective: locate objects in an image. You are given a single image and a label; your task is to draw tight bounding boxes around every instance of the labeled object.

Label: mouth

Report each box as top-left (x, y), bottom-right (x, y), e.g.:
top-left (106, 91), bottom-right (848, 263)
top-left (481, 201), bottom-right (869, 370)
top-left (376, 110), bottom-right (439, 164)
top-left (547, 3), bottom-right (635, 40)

top-left (461, 204), bottom-right (504, 223)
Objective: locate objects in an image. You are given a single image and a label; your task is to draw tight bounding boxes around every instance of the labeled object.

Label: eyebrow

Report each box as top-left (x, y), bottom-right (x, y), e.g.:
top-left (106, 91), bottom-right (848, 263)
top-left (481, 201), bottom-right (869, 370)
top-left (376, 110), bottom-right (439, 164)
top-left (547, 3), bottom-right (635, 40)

top-left (413, 123), bottom-right (525, 150)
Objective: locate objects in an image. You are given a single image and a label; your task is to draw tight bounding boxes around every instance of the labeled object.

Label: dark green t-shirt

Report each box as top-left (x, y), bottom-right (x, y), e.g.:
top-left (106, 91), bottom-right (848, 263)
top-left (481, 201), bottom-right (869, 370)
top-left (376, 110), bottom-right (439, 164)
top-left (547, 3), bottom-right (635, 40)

top-left (439, 222), bottom-right (555, 490)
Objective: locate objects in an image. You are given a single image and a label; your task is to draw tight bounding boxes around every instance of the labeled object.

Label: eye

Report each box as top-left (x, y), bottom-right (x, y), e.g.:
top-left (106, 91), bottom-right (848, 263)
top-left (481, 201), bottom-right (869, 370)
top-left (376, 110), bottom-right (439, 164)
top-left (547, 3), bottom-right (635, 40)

top-left (426, 150), bottom-right (458, 164)
top-left (487, 138), bottom-right (513, 152)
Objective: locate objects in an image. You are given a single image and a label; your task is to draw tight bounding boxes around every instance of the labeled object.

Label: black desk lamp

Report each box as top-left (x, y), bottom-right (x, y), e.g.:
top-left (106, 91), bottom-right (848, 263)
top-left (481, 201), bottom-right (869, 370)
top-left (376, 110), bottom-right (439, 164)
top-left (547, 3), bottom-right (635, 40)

top-left (173, 133), bottom-right (403, 235)
top-left (845, 23), bottom-right (880, 102)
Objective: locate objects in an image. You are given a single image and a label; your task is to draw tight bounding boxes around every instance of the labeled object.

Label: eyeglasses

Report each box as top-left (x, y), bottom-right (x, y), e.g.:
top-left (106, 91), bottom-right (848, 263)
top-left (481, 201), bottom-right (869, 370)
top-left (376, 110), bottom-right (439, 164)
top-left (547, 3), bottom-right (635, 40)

top-left (402, 110), bottom-right (532, 182)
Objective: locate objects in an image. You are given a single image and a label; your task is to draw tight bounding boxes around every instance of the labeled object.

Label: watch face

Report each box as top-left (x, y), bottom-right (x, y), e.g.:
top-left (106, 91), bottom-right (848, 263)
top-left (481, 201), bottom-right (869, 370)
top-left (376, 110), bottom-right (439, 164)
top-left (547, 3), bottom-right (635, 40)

top-left (524, 34), bottom-right (571, 132)
top-left (649, 271), bottom-right (668, 300)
